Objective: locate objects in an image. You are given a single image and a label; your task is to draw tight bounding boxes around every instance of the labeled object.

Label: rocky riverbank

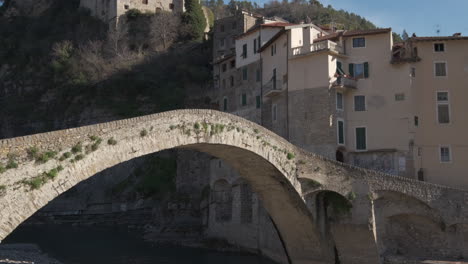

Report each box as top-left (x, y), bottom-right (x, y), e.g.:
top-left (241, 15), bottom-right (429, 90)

top-left (0, 244), bottom-right (62, 264)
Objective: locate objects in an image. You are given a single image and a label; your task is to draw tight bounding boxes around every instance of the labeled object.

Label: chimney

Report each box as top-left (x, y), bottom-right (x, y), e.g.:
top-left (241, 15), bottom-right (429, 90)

top-left (453, 32), bottom-right (462, 37)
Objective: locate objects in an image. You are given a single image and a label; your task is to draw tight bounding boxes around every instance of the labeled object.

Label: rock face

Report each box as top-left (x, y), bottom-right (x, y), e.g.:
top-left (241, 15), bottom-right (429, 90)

top-left (1, 109), bottom-right (468, 264)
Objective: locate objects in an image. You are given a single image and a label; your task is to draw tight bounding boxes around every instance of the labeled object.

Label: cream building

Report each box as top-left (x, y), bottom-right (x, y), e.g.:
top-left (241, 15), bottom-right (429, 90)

top-left (395, 35), bottom-right (468, 188)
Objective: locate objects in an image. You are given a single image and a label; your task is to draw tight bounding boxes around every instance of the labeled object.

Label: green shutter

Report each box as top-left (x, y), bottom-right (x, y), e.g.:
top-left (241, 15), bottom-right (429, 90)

top-left (242, 93), bottom-right (247, 106)
top-left (223, 98), bottom-right (227, 111)
top-left (364, 62), bottom-right (369, 78)
top-left (349, 63), bottom-right (354, 77)
top-left (256, 95), bottom-right (261, 109)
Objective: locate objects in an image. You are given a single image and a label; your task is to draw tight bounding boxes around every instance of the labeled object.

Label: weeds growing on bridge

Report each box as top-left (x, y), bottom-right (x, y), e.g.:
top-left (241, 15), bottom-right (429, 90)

top-left (0, 165), bottom-right (5, 174)
top-left (71, 142), bottom-right (83, 154)
top-left (107, 138), bottom-right (118, 145)
top-left (35, 151), bottom-right (58, 164)
top-left (59, 152), bottom-right (72, 161)
top-left (20, 166), bottom-right (64, 190)
top-left (0, 185), bottom-right (6, 196)
top-left (140, 129), bottom-right (148, 137)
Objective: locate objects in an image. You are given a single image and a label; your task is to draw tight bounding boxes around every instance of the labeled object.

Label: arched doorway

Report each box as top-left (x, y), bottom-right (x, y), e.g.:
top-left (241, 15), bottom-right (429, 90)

top-left (336, 149), bottom-right (345, 163)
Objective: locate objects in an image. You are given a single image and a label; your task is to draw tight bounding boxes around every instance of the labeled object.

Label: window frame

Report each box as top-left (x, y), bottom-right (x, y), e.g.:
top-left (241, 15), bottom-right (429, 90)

top-left (337, 118), bottom-right (345, 145)
top-left (439, 145), bottom-right (452, 163)
top-left (434, 61), bottom-right (448, 78)
top-left (436, 91), bottom-right (451, 124)
top-left (355, 126), bottom-right (367, 151)
top-left (240, 93), bottom-right (247, 106)
top-left (434, 43), bottom-right (446, 53)
top-left (336, 91), bottom-right (344, 111)
top-left (242, 67), bottom-right (248, 81)
top-left (242, 44), bottom-right (247, 59)
top-left (352, 37), bottom-right (366, 48)
top-left (353, 95), bottom-right (366, 112)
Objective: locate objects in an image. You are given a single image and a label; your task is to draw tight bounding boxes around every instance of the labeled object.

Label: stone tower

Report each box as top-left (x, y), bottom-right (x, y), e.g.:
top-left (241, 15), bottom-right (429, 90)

top-left (80, 0), bottom-right (185, 23)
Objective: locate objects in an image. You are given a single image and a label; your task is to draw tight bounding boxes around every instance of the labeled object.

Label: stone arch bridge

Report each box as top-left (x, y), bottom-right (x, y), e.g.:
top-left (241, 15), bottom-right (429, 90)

top-left (0, 110), bottom-right (467, 264)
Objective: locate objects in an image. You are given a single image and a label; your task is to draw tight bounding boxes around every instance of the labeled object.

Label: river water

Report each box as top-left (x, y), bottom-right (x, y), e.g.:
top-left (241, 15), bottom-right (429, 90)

top-left (3, 225), bottom-right (277, 264)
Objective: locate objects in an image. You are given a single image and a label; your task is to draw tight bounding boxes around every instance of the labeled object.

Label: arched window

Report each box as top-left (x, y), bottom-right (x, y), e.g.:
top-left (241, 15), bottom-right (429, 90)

top-left (240, 183), bottom-right (253, 223)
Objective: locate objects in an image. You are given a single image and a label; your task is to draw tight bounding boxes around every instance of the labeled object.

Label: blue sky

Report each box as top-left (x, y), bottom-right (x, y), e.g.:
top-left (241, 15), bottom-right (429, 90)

top-left (258, 0), bottom-right (468, 37)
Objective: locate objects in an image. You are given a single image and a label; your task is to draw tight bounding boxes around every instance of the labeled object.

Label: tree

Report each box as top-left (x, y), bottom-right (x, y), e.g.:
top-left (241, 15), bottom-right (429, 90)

top-left (150, 12), bottom-right (180, 51)
top-left (183, 0), bottom-right (207, 40)
top-left (402, 29), bottom-right (409, 41)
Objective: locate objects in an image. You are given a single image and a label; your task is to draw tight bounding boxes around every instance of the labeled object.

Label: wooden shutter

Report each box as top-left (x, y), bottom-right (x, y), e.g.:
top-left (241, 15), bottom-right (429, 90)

top-left (349, 63), bottom-right (354, 77)
top-left (364, 62), bottom-right (369, 78)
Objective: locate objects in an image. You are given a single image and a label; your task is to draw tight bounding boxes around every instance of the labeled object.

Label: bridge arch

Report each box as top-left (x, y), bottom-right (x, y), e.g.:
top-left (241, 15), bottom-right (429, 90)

top-left (0, 110), bottom-right (333, 264)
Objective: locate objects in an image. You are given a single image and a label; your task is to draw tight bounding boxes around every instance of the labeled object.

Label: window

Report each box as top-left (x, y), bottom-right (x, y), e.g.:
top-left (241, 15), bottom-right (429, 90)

top-left (337, 119), bottom-right (345, 145)
top-left (352, 37), bottom-right (365, 48)
top-left (436, 91), bottom-right (450, 124)
top-left (272, 68), bottom-right (277, 90)
top-left (230, 60), bottom-right (235, 68)
top-left (349, 62), bottom-right (369, 78)
top-left (142, 0), bottom-right (148, 4)
top-left (395, 93), bottom-right (405, 101)
top-left (434, 43), bottom-right (445, 52)
top-left (440, 146), bottom-right (451, 163)
top-left (254, 39), bottom-right (257, 54)
top-left (169, 3), bottom-right (174, 9)
top-left (355, 127), bottom-right (367, 150)
top-left (242, 67), bottom-right (248, 81)
top-left (221, 63), bottom-right (227, 72)
top-left (414, 116), bottom-right (419, 126)
top-left (242, 44), bottom-right (247, 59)
top-left (354, 95), bottom-right (366, 111)
top-left (232, 22), bottom-right (237, 29)
top-left (220, 25), bottom-right (225, 32)
top-left (411, 67), bottom-right (416, 77)
top-left (336, 61), bottom-right (344, 75)
top-left (223, 97), bottom-right (228, 111)
top-left (336, 92), bottom-right (343, 110)
top-left (124, 4), bottom-right (129, 9)
top-left (241, 93), bottom-right (247, 106)
top-left (156, 7), bottom-right (162, 11)
top-left (220, 38), bottom-right (225, 48)
top-left (230, 76), bottom-right (234, 87)
top-left (256, 95), bottom-right (261, 109)
top-left (271, 43), bottom-right (276, 56)
top-left (272, 104), bottom-right (277, 121)
top-left (256, 68), bottom-right (261, 82)
top-left (434, 62), bottom-right (447, 77)
top-left (257, 36), bottom-right (261, 50)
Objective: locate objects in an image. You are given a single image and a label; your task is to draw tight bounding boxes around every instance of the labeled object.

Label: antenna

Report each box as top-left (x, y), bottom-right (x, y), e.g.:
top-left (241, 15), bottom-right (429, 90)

top-left (435, 24), bottom-right (441, 36)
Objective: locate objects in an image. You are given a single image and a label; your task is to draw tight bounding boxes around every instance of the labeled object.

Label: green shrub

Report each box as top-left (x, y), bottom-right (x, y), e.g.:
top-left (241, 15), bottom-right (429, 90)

top-left (140, 129), bottom-right (148, 137)
top-left (23, 176), bottom-right (46, 190)
top-left (253, 128), bottom-right (259, 134)
top-left (0, 185), bottom-right (6, 194)
top-left (0, 165), bottom-right (5, 174)
top-left (27, 146), bottom-right (40, 159)
top-left (6, 160), bottom-right (18, 169)
top-left (35, 151), bottom-right (57, 164)
top-left (57, 165), bottom-right (64, 171)
top-left (89, 135), bottom-right (98, 141)
top-left (59, 152), bottom-right (72, 161)
top-left (194, 122), bottom-right (200, 130)
top-left (45, 168), bottom-right (59, 180)
top-left (107, 138), bottom-right (117, 145)
top-left (287, 152), bottom-right (295, 160)
top-left (91, 141), bottom-right (100, 151)
top-left (74, 154), bottom-right (85, 161)
top-left (71, 143), bottom-right (83, 153)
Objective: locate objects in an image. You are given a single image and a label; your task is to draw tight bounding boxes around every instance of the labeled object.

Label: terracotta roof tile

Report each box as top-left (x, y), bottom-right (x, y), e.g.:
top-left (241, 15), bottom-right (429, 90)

top-left (409, 36), bottom-right (468, 42)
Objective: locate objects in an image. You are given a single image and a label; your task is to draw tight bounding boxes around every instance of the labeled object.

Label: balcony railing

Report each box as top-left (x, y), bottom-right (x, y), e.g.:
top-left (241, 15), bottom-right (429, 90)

top-left (332, 75), bottom-right (357, 90)
top-left (292, 40), bottom-right (344, 57)
top-left (263, 79), bottom-right (284, 97)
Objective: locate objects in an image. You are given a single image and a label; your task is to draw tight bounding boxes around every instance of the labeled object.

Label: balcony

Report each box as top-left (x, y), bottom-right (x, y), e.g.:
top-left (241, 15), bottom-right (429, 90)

top-left (263, 79), bottom-right (284, 97)
top-left (292, 40), bottom-right (344, 58)
top-left (331, 76), bottom-right (357, 90)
